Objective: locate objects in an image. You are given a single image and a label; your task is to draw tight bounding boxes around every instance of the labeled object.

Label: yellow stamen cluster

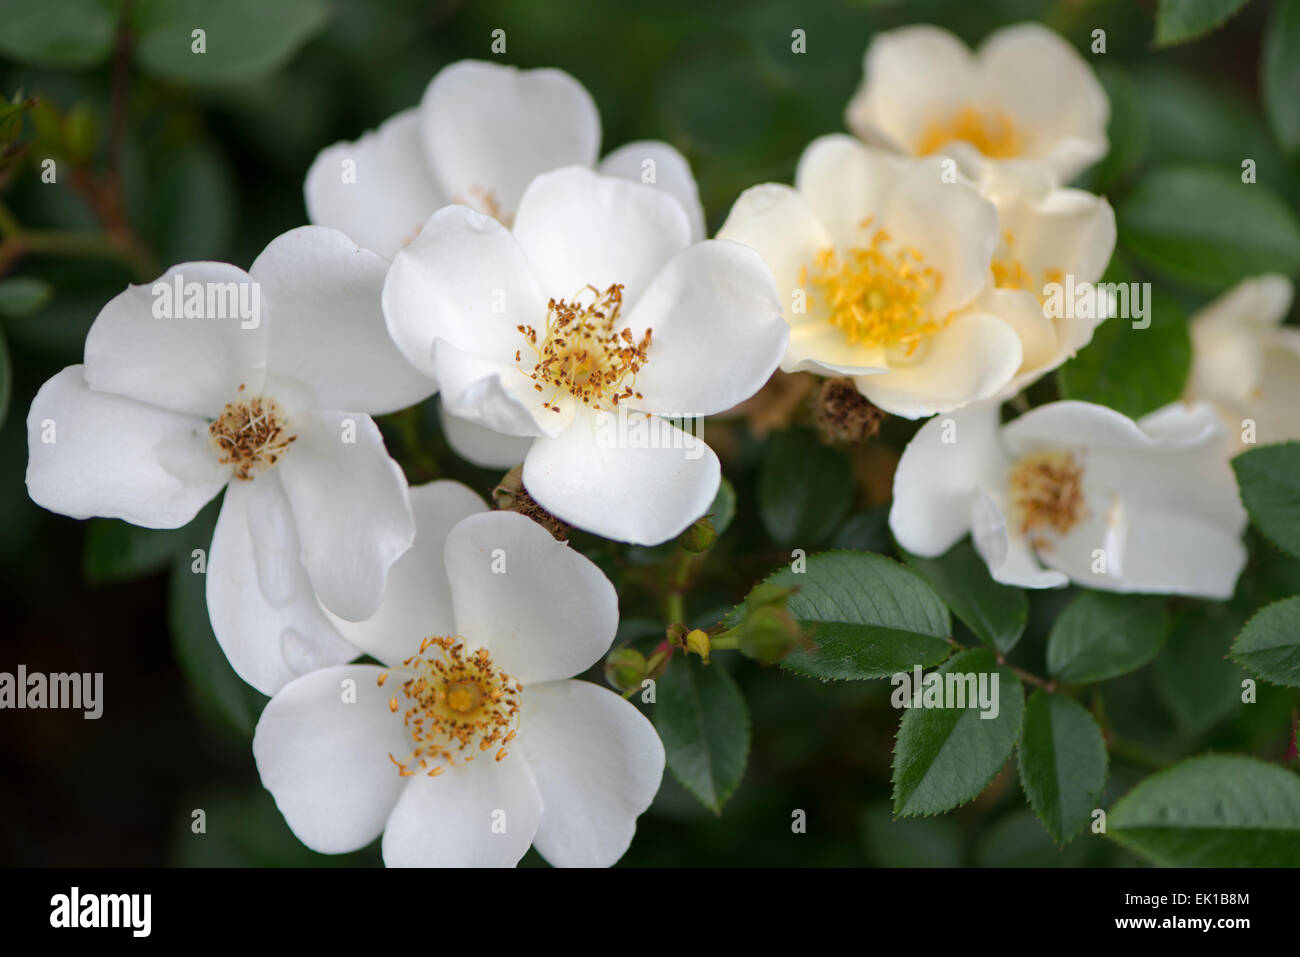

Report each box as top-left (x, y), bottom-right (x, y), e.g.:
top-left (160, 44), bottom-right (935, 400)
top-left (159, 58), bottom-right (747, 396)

top-left (801, 224), bottom-right (949, 353)
top-left (209, 386), bottom-right (295, 481)
top-left (516, 283), bottom-right (651, 413)
top-left (382, 636), bottom-right (522, 778)
top-left (992, 232), bottom-right (1065, 301)
top-left (1009, 450), bottom-right (1088, 541)
top-left (916, 106), bottom-right (1022, 159)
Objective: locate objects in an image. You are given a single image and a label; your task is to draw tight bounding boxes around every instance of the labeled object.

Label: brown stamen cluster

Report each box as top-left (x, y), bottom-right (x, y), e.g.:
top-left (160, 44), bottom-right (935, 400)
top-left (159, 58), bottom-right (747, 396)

top-left (1009, 450), bottom-right (1088, 540)
top-left (382, 636), bottom-right (522, 778)
top-left (492, 466), bottom-right (570, 541)
top-left (516, 283), bottom-right (651, 414)
top-left (814, 377), bottom-right (886, 444)
top-left (209, 386), bottom-right (295, 480)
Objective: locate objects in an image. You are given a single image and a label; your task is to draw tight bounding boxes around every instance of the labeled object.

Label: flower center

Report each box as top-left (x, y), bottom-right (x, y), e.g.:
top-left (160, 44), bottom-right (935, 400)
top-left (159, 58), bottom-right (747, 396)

top-left (454, 185), bottom-right (512, 227)
top-left (916, 106), bottom-right (1022, 159)
top-left (1009, 449), bottom-right (1087, 540)
top-left (801, 224), bottom-right (950, 354)
top-left (380, 636), bottom-right (522, 777)
top-left (516, 283), bottom-right (651, 414)
top-left (209, 386), bottom-right (295, 481)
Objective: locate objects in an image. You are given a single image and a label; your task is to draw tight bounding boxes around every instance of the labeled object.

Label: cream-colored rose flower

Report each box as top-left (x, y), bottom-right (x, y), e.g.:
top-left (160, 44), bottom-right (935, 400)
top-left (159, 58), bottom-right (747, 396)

top-left (845, 23), bottom-right (1108, 183)
top-left (1185, 275), bottom-right (1300, 449)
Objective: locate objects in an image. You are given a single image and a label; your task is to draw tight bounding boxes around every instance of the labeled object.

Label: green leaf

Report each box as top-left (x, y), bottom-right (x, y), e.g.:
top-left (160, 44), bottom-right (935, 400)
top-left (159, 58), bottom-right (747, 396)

top-left (1108, 754), bottom-right (1300, 865)
top-left (733, 551), bottom-right (952, 681)
top-left (132, 0), bottom-right (330, 86)
top-left (1018, 691), bottom-right (1108, 844)
top-left (860, 803), bottom-right (962, 867)
top-left (1155, 0), bottom-right (1251, 47)
top-left (654, 656), bottom-right (749, 814)
top-left (0, 0), bottom-right (118, 68)
top-left (1155, 608), bottom-right (1247, 734)
top-left (757, 428), bottom-right (853, 545)
top-left (1264, 0), bottom-right (1300, 157)
top-left (1118, 166), bottom-right (1300, 292)
top-left (168, 538), bottom-right (267, 738)
top-left (1231, 595), bottom-right (1300, 687)
top-left (0, 277), bottom-right (53, 318)
top-left (84, 519), bottom-right (195, 583)
top-left (1080, 64), bottom-right (1148, 192)
top-left (1056, 288), bottom-right (1191, 419)
top-left (706, 476), bottom-right (736, 538)
top-left (904, 538), bottom-right (1028, 653)
top-left (1233, 442), bottom-right (1300, 559)
top-left (1046, 592), bottom-right (1170, 683)
top-left (892, 648), bottom-right (1025, 816)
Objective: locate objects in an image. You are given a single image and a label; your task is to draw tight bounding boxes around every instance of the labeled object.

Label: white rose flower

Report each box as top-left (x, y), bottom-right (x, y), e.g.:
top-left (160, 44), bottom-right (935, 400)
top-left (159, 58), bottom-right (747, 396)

top-left (26, 226), bottom-right (431, 694)
top-left (890, 399), bottom-right (1247, 598)
top-left (382, 165), bottom-right (788, 545)
top-left (1184, 275), bottom-right (1300, 449)
top-left (253, 481), bottom-right (664, 868)
top-left (975, 163), bottom-right (1116, 400)
top-left (305, 58), bottom-right (707, 469)
top-left (718, 134), bottom-right (1023, 418)
top-left (845, 23), bottom-right (1108, 183)
top-left (307, 60), bottom-right (705, 258)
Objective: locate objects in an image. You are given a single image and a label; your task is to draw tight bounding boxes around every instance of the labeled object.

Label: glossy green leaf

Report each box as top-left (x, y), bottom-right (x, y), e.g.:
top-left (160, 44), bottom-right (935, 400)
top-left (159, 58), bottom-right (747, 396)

top-left (1119, 166), bottom-right (1300, 292)
top-left (1264, 0), bottom-right (1300, 156)
top-left (0, 277), bottom-right (53, 318)
top-left (1233, 442), bottom-right (1300, 559)
top-left (1018, 691), bottom-right (1108, 844)
top-left (734, 551), bottom-right (952, 681)
top-left (1231, 595), bottom-right (1300, 687)
top-left (757, 428), bottom-right (852, 546)
top-left (1155, 0), bottom-right (1251, 47)
top-left (1046, 592), bottom-right (1170, 683)
top-left (654, 656), bottom-right (749, 814)
top-left (892, 649), bottom-right (1025, 816)
top-left (1109, 754), bottom-right (1300, 865)
top-left (0, 0), bottom-right (118, 67)
top-left (905, 538), bottom-right (1028, 653)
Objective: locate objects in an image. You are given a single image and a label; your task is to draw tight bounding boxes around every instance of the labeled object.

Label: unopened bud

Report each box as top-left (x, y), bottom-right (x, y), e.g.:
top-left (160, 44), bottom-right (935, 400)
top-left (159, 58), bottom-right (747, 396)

top-left (678, 517), bottom-right (716, 553)
top-left (604, 647), bottom-right (648, 693)
top-left (737, 606), bottom-right (802, 664)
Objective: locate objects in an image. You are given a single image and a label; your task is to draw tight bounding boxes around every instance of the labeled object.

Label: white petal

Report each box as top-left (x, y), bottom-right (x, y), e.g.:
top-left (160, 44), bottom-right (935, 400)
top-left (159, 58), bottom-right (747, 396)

top-left (439, 401), bottom-right (533, 468)
top-left (328, 481), bottom-right (487, 668)
top-left (443, 510), bottom-right (618, 684)
top-left (382, 204), bottom-right (546, 379)
top-left (881, 158), bottom-right (999, 317)
top-left (977, 23), bottom-right (1108, 181)
top-left (993, 182), bottom-right (1116, 289)
top-left (845, 26), bottom-right (978, 153)
top-left (84, 262), bottom-right (268, 418)
top-left (276, 409), bottom-right (414, 621)
top-left (381, 751), bottom-right (542, 867)
top-left (523, 407), bottom-right (720, 545)
top-left (795, 134), bottom-right (908, 250)
top-left (250, 226), bottom-right (435, 414)
top-left (519, 680), bottom-right (664, 868)
top-left (889, 399), bottom-right (1006, 556)
top-left (26, 366), bottom-right (227, 527)
top-left (855, 311), bottom-right (1023, 418)
top-left (620, 240), bottom-right (788, 416)
top-left (1189, 275), bottom-right (1295, 403)
top-left (207, 476), bottom-right (359, 695)
top-left (432, 339), bottom-right (558, 438)
top-left (303, 108), bottom-right (446, 259)
top-left (512, 167), bottom-right (691, 304)
top-left (716, 183), bottom-right (831, 320)
top-left (421, 60), bottom-right (600, 218)
top-left (253, 664), bottom-right (411, 854)
top-left (970, 487), bottom-right (1068, 589)
top-left (1000, 399), bottom-right (1217, 457)
top-left (599, 140), bottom-right (706, 242)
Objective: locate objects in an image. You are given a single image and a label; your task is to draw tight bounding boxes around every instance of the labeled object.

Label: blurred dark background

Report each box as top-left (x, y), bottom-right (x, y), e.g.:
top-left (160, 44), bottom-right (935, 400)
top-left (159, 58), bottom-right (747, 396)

top-left (2, 0), bottom-right (1297, 866)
